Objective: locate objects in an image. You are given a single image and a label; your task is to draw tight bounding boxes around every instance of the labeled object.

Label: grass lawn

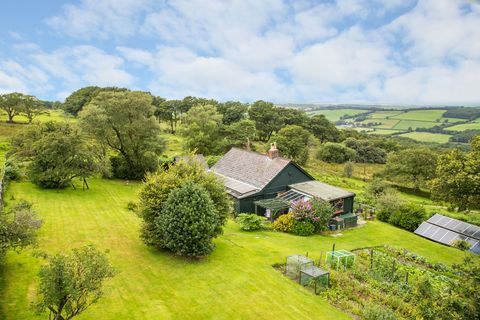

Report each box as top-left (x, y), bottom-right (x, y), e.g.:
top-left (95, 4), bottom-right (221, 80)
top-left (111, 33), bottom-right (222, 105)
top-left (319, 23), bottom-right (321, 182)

top-left (0, 179), bottom-right (467, 320)
top-left (391, 109), bottom-right (446, 121)
top-left (307, 109), bottom-right (367, 122)
top-left (445, 122), bottom-right (480, 131)
top-left (397, 131), bottom-right (452, 143)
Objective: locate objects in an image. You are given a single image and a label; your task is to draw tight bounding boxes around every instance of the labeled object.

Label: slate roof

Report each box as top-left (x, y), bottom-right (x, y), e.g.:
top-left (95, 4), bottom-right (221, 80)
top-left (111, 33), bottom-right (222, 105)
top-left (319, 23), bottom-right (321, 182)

top-left (289, 181), bottom-right (355, 201)
top-left (210, 147), bottom-right (292, 198)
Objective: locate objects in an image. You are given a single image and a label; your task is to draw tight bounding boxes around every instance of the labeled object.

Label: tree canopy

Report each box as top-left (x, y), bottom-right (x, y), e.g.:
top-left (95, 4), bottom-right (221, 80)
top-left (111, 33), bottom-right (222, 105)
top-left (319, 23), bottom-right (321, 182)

top-left (79, 90), bottom-right (165, 180)
top-left (382, 148), bottom-right (437, 190)
top-left (34, 245), bottom-right (115, 320)
top-left (0, 201), bottom-right (42, 260)
top-left (156, 181), bottom-right (220, 257)
top-left (248, 100), bottom-right (283, 141)
top-left (430, 136), bottom-right (480, 210)
top-left (12, 122), bottom-right (102, 189)
top-left (308, 114), bottom-right (341, 143)
top-left (216, 101), bottom-right (248, 125)
top-left (272, 125), bottom-right (311, 165)
top-left (180, 104), bottom-right (224, 155)
top-left (139, 158), bottom-right (230, 249)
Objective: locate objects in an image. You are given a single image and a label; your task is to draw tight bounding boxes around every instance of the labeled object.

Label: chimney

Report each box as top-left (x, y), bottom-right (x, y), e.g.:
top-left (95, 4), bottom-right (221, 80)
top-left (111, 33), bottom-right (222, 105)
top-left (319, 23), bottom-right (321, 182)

top-left (267, 142), bottom-right (279, 159)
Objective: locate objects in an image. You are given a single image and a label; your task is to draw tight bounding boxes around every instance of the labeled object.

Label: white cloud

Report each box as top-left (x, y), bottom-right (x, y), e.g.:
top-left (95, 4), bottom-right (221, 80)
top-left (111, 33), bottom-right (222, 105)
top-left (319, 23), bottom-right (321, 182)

top-left (46, 0), bottom-right (151, 39)
top-left (3, 0), bottom-right (479, 104)
top-left (31, 46), bottom-right (134, 87)
top-left (0, 69), bottom-right (27, 94)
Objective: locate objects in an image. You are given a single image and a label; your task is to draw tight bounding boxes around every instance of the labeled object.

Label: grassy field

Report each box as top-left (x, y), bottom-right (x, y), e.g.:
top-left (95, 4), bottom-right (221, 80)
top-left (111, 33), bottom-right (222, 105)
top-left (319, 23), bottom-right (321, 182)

top-left (392, 120), bottom-right (440, 130)
top-left (397, 132), bottom-right (452, 143)
top-left (0, 109), bottom-right (74, 124)
top-left (390, 109), bottom-right (446, 121)
top-left (307, 109), bottom-right (367, 122)
top-left (368, 111), bottom-right (402, 119)
top-left (0, 178), bottom-right (468, 320)
top-left (367, 129), bottom-right (401, 135)
top-left (446, 122), bottom-right (480, 131)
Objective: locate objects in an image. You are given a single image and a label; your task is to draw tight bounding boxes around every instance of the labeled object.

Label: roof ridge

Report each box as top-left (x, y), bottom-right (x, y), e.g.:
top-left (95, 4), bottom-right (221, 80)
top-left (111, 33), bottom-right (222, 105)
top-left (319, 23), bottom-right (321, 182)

top-left (230, 146), bottom-right (292, 163)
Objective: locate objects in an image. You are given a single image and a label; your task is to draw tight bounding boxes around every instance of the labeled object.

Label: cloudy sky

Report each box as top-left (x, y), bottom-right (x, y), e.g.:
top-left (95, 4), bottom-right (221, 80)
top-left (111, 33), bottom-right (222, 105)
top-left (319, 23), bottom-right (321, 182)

top-left (1, 0), bottom-right (479, 105)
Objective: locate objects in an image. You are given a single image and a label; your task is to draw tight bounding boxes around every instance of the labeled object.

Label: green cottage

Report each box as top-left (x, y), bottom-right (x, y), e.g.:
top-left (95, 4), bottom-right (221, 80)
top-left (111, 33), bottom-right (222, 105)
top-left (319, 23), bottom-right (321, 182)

top-left (211, 145), bottom-right (355, 217)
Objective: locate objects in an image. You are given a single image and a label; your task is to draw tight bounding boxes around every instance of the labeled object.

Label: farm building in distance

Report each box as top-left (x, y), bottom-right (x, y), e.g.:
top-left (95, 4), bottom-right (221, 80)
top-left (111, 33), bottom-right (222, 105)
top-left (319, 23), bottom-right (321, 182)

top-left (210, 145), bottom-right (355, 220)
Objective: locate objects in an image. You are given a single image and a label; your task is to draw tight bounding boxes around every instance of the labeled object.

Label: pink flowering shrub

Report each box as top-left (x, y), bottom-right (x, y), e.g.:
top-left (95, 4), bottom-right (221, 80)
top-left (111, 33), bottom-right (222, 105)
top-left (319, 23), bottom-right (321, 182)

top-left (290, 198), bottom-right (334, 233)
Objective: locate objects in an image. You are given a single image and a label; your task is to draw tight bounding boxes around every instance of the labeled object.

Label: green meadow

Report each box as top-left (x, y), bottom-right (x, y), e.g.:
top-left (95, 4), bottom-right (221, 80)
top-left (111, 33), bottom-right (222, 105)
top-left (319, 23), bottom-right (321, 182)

top-left (307, 109), bottom-right (366, 122)
top-left (397, 131), bottom-right (452, 143)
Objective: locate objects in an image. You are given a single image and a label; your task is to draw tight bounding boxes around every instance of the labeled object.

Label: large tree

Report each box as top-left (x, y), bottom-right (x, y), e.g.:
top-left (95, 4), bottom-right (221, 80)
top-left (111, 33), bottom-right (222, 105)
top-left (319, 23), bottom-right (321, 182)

top-left (225, 119), bottom-right (256, 148)
top-left (217, 101), bottom-right (248, 125)
top-left (34, 245), bottom-right (115, 320)
top-left (271, 125), bottom-right (311, 165)
top-left (12, 122), bottom-right (102, 189)
top-left (308, 114), bottom-right (341, 143)
top-left (381, 148), bottom-right (437, 190)
top-left (22, 95), bottom-right (46, 123)
top-left (180, 104), bottom-right (224, 155)
top-left (0, 92), bottom-right (25, 123)
top-left (278, 108), bottom-right (309, 127)
top-left (154, 99), bottom-right (182, 134)
top-left (430, 136), bottom-right (480, 210)
top-left (139, 158), bottom-right (231, 249)
top-left (248, 100), bottom-right (283, 141)
top-left (79, 90), bottom-right (165, 180)
top-left (63, 86), bottom-right (100, 116)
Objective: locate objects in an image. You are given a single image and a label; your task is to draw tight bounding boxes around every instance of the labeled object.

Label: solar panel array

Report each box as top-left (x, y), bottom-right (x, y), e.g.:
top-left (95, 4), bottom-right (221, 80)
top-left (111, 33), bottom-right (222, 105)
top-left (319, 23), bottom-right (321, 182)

top-left (414, 214), bottom-right (480, 254)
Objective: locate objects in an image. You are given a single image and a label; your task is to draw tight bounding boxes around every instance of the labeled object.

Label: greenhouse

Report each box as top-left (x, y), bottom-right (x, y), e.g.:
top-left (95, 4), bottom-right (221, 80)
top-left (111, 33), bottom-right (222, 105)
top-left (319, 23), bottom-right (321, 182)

top-left (285, 254), bottom-right (314, 279)
top-left (300, 266), bottom-right (330, 294)
top-left (326, 250), bottom-right (355, 270)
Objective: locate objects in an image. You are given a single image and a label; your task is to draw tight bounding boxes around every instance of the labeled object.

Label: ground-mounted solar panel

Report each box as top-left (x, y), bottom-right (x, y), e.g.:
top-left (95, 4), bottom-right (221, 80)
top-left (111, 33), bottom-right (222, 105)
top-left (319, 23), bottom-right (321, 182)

top-left (426, 214), bottom-right (480, 241)
top-left (414, 221), bottom-right (480, 254)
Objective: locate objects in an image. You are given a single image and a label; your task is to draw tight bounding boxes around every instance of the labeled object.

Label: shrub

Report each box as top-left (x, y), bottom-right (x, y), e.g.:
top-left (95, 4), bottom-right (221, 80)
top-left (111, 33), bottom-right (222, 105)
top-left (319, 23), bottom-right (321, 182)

top-left (292, 221), bottom-right (315, 236)
top-left (343, 161), bottom-right (354, 177)
top-left (4, 158), bottom-right (21, 181)
top-left (388, 203), bottom-right (426, 231)
top-left (236, 213), bottom-right (266, 231)
top-left (126, 201), bottom-right (138, 211)
top-left (205, 155), bottom-right (222, 167)
top-left (375, 190), bottom-right (404, 222)
top-left (139, 158), bottom-right (230, 248)
top-left (316, 143), bottom-right (356, 164)
top-left (362, 304), bottom-right (397, 320)
top-left (156, 181), bottom-right (219, 257)
top-left (291, 198), bottom-right (334, 233)
top-left (272, 213), bottom-right (295, 233)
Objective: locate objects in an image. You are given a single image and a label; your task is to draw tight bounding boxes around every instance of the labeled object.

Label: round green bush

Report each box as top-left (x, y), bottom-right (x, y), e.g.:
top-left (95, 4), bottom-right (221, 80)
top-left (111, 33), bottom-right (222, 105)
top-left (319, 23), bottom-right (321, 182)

top-left (292, 221), bottom-right (315, 236)
top-left (156, 181), bottom-right (219, 257)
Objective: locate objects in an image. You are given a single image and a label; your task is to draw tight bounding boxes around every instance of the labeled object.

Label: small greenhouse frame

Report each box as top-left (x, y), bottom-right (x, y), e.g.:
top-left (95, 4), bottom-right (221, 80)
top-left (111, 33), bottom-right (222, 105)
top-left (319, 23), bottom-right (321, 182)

top-left (326, 250), bottom-right (356, 270)
top-left (300, 266), bottom-right (330, 294)
top-left (285, 254), bottom-right (314, 279)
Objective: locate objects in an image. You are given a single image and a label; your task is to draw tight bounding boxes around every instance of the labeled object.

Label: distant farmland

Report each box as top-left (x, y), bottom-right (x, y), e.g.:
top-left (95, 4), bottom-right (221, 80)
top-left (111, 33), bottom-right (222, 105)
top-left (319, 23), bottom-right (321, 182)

top-left (307, 107), bottom-right (479, 143)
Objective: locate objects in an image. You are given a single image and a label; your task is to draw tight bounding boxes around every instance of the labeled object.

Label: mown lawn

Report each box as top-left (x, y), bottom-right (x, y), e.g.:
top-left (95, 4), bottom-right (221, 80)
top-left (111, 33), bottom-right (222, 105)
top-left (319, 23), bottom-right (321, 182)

top-left (0, 179), bottom-right (467, 320)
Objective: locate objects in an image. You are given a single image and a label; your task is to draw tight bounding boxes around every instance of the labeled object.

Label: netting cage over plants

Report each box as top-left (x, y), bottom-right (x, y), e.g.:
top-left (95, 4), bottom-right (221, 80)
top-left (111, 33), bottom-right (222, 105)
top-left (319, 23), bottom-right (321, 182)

top-left (300, 266), bottom-right (330, 295)
top-left (286, 254), bottom-right (314, 279)
top-left (326, 250), bottom-right (355, 270)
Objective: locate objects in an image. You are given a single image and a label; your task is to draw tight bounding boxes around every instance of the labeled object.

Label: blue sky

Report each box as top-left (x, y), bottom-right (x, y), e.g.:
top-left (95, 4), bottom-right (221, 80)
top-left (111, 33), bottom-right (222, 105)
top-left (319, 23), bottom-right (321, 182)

top-left (1, 0), bottom-right (480, 105)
